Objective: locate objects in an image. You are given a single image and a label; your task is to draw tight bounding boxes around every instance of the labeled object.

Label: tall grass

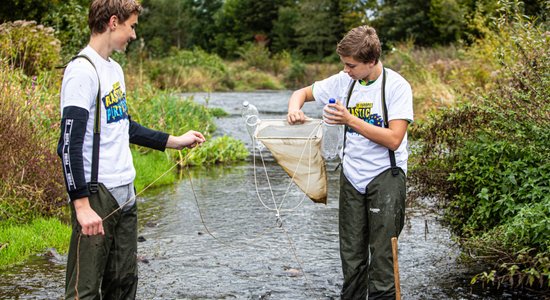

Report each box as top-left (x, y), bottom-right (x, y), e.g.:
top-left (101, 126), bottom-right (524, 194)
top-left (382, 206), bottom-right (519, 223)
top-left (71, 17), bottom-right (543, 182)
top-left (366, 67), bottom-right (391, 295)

top-left (127, 82), bottom-right (248, 192)
top-left (132, 149), bottom-right (177, 192)
top-left (0, 61), bottom-right (66, 224)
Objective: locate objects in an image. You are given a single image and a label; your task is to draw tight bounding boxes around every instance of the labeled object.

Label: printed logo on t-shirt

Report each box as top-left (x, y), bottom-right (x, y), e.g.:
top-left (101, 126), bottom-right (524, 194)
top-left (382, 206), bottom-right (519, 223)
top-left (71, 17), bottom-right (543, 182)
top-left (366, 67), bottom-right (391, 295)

top-left (347, 102), bottom-right (384, 133)
top-left (103, 81), bottom-right (128, 123)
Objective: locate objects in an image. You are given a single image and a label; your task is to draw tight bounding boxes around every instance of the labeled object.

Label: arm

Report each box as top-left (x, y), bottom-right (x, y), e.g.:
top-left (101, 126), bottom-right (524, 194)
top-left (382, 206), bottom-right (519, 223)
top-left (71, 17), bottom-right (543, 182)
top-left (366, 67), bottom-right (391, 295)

top-left (129, 115), bottom-right (170, 150)
top-left (323, 101), bottom-right (409, 151)
top-left (287, 85), bottom-right (315, 124)
top-left (57, 106), bottom-right (104, 235)
top-left (129, 115), bottom-right (205, 150)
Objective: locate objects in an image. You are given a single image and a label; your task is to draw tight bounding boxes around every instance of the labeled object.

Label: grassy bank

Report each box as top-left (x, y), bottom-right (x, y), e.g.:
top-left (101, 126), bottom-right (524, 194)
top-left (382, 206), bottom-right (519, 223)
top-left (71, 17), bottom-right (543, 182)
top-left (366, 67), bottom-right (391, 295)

top-left (0, 218), bottom-right (71, 268)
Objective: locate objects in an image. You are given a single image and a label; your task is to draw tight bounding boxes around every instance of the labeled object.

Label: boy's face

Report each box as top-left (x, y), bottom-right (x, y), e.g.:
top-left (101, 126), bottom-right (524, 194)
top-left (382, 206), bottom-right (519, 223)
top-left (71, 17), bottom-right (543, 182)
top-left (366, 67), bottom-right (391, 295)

top-left (112, 13), bottom-right (138, 52)
top-left (340, 56), bottom-right (376, 81)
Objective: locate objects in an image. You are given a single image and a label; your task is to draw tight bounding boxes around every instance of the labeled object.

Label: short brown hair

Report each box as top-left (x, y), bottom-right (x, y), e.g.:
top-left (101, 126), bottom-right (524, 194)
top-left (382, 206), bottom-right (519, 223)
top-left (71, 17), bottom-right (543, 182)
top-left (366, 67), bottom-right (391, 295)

top-left (88, 0), bottom-right (143, 34)
top-left (336, 25), bottom-right (381, 64)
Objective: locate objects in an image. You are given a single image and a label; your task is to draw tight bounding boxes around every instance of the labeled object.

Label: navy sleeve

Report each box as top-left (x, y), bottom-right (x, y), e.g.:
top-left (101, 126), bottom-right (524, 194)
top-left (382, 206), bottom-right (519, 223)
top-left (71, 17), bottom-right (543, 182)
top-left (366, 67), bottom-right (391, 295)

top-left (57, 106), bottom-right (90, 201)
top-left (128, 115), bottom-right (169, 151)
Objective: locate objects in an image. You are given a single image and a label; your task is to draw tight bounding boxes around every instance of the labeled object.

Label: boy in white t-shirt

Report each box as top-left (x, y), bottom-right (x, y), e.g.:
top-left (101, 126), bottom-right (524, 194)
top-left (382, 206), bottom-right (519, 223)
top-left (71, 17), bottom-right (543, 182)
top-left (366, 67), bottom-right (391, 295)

top-left (57, 0), bottom-right (205, 298)
top-left (287, 25), bottom-right (413, 299)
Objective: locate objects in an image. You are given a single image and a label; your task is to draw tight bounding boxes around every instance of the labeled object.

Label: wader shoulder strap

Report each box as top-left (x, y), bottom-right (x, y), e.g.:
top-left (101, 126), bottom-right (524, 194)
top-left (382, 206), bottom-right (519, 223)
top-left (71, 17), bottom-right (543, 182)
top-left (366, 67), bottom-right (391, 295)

top-left (340, 69), bottom-right (399, 176)
top-left (68, 55), bottom-right (102, 193)
top-left (380, 68), bottom-right (400, 177)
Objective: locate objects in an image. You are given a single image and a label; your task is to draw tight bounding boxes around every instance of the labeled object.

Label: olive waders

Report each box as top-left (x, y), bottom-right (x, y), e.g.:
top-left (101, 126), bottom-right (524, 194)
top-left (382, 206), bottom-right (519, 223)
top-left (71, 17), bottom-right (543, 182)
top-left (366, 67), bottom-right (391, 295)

top-left (65, 183), bottom-right (138, 300)
top-left (339, 168), bottom-right (406, 299)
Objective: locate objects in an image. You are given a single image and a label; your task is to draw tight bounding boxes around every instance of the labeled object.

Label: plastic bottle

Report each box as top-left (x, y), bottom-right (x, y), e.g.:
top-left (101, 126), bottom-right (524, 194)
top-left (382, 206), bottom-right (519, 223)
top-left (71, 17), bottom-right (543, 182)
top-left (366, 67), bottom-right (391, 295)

top-left (322, 98), bottom-right (343, 160)
top-left (241, 101), bottom-right (264, 150)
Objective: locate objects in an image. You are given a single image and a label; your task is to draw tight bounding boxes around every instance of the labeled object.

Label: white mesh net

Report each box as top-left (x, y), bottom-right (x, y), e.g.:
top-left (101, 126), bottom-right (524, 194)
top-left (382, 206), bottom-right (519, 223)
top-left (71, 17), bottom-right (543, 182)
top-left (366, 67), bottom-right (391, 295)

top-left (255, 119), bottom-right (327, 204)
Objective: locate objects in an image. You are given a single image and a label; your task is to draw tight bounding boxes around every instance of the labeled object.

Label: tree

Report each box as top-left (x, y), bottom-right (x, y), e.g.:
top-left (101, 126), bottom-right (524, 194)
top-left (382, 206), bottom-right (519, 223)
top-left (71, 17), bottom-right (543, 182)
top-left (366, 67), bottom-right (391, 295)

top-left (272, 5), bottom-right (300, 54)
top-left (371, 0), bottom-right (441, 47)
top-left (294, 0), bottom-right (345, 61)
top-left (212, 0), bottom-right (289, 57)
top-left (139, 0), bottom-right (193, 57)
top-left (0, 0), bottom-right (63, 23)
top-left (186, 0), bottom-right (223, 52)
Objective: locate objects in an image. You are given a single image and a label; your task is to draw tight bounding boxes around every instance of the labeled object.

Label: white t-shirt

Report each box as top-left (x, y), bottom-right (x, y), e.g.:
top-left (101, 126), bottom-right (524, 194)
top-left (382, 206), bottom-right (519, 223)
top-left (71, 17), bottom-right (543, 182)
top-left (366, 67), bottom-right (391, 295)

top-left (312, 68), bottom-right (413, 193)
top-left (60, 46), bottom-right (135, 188)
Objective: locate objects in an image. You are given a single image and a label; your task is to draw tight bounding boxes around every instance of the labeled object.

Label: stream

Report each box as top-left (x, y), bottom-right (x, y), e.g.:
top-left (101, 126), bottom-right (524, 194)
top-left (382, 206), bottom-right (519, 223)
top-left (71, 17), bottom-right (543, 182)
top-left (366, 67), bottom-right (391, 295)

top-left (0, 91), bottom-right (536, 299)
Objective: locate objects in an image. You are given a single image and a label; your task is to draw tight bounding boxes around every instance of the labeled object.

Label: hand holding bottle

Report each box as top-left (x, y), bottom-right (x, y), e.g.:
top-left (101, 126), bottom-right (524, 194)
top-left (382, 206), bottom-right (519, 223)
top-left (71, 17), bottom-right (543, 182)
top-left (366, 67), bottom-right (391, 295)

top-left (322, 98), bottom-right (344, 160)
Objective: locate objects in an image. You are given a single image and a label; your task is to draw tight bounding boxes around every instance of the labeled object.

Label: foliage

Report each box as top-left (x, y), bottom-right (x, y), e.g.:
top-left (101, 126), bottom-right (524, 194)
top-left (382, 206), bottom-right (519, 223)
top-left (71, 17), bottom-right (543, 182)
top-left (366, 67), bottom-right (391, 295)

top-left (411, 9), bottom-right (550, 289)
top-left (371, 0), bottom-right (442, 47)
top-left (180, 135), bottom-right (248, 166)
top-left (3, 0), bottom-right (550, 62)
top-left (237, 42), bottom-right (272, 72)
top-left (211, 0), bottom-right (289, 58)
top-left (0, 218), bottom-right (70, 269)
top-left (137, 0), bottom-right (193, 57)
top-left (141, 48), bottom-right (231, 92)
top-left (294, 0), bottom-right (345, 61)
top-left (131, 149), bottom-right (176, 192)
top-left (271, 6), bottom-right (300, 54)
top-left (0, 61), bottom-right (66, 224)
top-left (0, 0), bottom-right (63, 23)
top-left (0, 20), bottom-right (61, 75)
top-left (382, 41), bottom-right (458, 119)
top-left (42, 0), bottom-right (89, 60)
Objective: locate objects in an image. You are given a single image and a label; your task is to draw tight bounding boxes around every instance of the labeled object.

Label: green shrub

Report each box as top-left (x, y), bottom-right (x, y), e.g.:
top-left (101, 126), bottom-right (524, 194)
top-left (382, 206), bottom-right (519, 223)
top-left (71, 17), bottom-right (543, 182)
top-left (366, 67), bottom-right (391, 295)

top-left (284, 60), bottom-right (307, 88)
top-left (142, 48), bottom-right (230, 91)
top-left (237, 42), bottom-right (272, 72)
top-left (411, 10), bottom-right (549, 289)
top-left (180, 135), bottom-right (248, 166)
top-left (0, 20), bottom-right (61, 75)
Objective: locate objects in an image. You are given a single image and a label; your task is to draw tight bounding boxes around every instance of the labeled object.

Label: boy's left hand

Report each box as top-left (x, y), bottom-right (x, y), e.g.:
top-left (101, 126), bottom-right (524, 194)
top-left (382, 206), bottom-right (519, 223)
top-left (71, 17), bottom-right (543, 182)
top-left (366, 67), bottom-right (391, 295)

top-left (167, 130), bottom-right (206, 150)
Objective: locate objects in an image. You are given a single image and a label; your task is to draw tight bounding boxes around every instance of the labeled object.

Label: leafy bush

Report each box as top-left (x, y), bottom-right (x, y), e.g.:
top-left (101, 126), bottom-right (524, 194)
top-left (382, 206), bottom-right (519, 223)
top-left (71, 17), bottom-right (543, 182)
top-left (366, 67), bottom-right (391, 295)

top-left (0, 20), bottom-right (61, 75)
top-left (142, 48), bottom-right (231, 91)
top-left (237, 42), bottom-right (272, 72)
top-left (180, 135), bottom-right (248, 166)
top-left (411, 9), bottom-right (549, 289)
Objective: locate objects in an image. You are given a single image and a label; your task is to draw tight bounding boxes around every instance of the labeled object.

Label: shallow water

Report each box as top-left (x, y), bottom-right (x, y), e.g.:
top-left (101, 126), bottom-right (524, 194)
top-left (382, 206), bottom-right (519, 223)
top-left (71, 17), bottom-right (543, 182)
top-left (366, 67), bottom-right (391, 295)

top-left (0, 91), bottom-right (543, 299)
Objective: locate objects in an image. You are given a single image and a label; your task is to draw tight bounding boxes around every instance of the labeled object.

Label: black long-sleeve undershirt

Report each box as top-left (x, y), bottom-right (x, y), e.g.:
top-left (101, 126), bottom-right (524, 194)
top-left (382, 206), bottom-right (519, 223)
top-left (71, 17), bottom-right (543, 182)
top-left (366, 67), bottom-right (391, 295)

top-left (57, 106), bottom-right (169, 201)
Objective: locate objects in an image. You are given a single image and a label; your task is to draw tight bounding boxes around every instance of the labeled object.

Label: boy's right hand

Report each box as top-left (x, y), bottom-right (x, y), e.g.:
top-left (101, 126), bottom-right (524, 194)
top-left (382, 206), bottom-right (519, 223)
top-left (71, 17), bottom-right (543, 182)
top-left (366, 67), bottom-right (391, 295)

top-left (73, 197), bottom-right (104, 236)
top-left (287, 109), bottom-right (306, 125)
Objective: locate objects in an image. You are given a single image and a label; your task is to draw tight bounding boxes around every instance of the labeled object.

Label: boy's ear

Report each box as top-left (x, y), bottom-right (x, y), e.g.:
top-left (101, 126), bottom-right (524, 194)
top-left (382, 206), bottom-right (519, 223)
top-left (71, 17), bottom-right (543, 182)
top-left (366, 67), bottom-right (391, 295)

top-left (108, 15), bottom-right (118, 31)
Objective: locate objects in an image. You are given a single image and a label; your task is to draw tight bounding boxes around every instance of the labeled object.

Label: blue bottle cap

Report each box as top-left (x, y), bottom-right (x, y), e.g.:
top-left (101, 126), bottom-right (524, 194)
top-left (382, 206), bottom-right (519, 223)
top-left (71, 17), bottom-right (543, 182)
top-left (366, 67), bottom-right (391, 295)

top-left (329, 98), bottom-right (336, 104)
